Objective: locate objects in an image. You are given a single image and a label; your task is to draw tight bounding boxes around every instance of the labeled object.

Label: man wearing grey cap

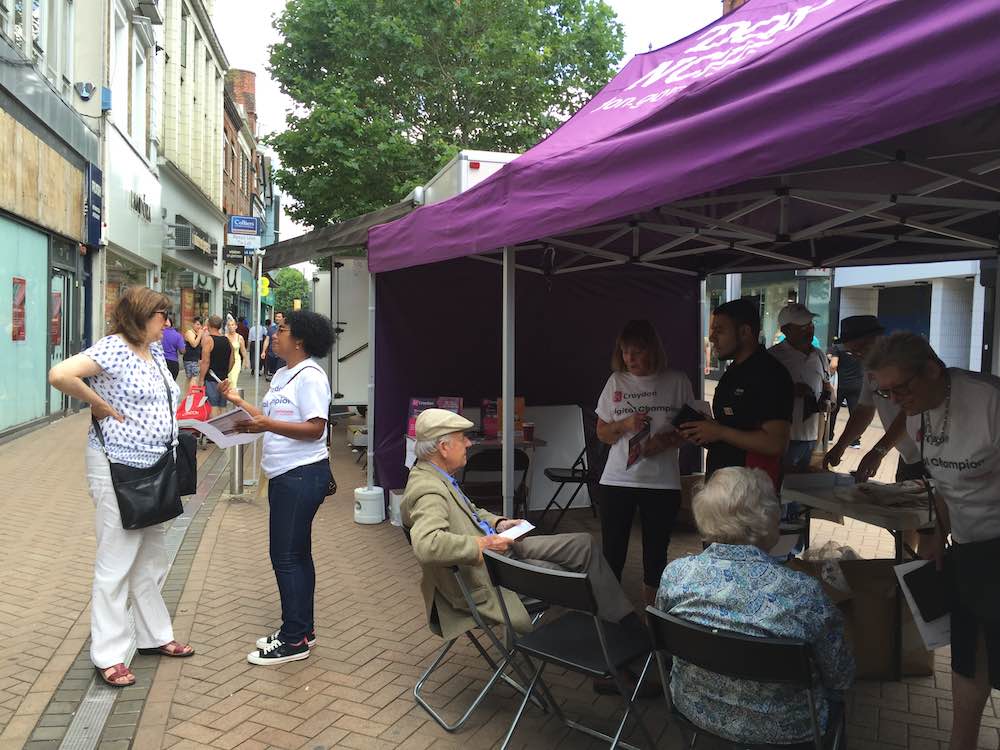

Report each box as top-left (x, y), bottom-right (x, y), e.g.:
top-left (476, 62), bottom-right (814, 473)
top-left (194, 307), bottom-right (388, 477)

top-left (768, 303), bottom-right (832, 470)
top-left (402, 409), bottom-right (647, 693)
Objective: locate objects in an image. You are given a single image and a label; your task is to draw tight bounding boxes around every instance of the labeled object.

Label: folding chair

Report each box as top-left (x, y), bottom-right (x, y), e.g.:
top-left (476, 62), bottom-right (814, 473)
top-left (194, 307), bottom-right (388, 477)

top-left (402, 528), bottom-right (546, 732)
top-left (482, 550), bottom-right (656, 750)
top-left (644, 607), bottom-right (846, 750)
top-left (460, 448), bottom-right (531, 519)
top-left (538, 408), bottom-right (608, 533)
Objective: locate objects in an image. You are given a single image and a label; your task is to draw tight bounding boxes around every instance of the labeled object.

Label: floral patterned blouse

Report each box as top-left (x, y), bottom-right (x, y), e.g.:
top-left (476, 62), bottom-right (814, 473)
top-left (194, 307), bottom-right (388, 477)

top-left (656, 543), bottom-right (855, 744)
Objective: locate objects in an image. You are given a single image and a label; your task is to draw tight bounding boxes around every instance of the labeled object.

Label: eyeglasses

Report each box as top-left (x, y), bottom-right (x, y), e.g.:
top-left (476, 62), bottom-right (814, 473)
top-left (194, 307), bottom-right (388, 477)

top-left (875, 372), bottom-right (919, 399)
top-left (152, 310), bottom-right (171, 319)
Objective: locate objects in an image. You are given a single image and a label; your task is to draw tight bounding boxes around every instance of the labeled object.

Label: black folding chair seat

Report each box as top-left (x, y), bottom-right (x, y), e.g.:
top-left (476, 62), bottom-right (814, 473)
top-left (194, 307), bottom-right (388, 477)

top-left (516, 611), bottom-right (652, 677)
top-left (483, 551), bottom-right (656, 750)
top-left (543, 467), bottom-right (588, 483)
top-left (402, 526), bottom-right (546, 732)
top-left (644, 607), bottom-right (845, 750)
top-left (537, 408), bottom-right (609, 533)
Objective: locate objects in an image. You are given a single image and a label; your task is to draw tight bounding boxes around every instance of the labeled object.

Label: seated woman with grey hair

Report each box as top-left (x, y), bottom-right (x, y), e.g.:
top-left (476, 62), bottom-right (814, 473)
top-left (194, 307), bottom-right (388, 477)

top-left (656, 467), bottom-right (855, 745)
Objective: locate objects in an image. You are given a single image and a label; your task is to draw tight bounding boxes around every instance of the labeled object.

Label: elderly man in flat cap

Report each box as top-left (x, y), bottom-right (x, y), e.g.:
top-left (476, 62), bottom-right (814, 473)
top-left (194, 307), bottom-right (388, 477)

top-left (402, 409), bottom-right (647, 693)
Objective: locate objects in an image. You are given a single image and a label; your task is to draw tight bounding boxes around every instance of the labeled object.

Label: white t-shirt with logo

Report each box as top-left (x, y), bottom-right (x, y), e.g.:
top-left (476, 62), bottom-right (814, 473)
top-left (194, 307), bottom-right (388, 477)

top-left (596, 369), bottom-right (695, 490)
top-left (767, 341), bottom-right (829, 441)
top-left (859, 368), bottom-right (921, 464)
top-left (260, 359), bottom-right (331, 479)
top-left (905, 369), bottom-right (1000, 544)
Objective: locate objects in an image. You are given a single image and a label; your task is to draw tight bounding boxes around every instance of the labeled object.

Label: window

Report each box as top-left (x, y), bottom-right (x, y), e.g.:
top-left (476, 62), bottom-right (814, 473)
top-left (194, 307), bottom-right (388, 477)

top-left (224, 136), bottom-right (230, 176)
top-left (131, 44), bottom-right (146, 147)
top-left (13, 0), bottom-right (25, 52)
top-left (230, 144), bottom-right (236, 182)
top-left (30, 0), bottom-right (40, 57)
top-left (179, 3), bottom-right (187, 68)
top-left (42, 0), bottom-right (72, 95)
top-left (0, 1), bottom-right (10, 42)
top-left (112, 9), bottom-right (128, 118)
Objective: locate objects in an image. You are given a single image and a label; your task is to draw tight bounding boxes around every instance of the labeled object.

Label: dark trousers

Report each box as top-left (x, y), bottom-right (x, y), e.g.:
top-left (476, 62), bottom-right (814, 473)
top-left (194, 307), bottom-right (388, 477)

top-left (598, 485), bottom-right (681, 587)
top-left (829, 386), bottom-right (861, 441)
top-left (166, 358), bottom-right (180, 380)
top-left (249, 342), bottom-right (261, 374)
top-left (268, 459), bottom-right (331, 642)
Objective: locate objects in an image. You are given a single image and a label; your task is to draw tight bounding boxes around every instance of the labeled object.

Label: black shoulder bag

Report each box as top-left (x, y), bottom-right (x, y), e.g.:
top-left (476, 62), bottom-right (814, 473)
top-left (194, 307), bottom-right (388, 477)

top-left (91, 361), bottom-right (193, 530)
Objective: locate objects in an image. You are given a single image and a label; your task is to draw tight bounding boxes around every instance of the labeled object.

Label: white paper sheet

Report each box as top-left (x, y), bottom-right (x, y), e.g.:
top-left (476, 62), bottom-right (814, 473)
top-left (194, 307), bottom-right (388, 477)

top-left (178, 407), bottom-right (261, 449)
top-left (768, 534), bottom-right (801, 558)
top-left (499, 521), bottom-right (535, 540)
top-left (894, 559), bottom-right (951, 651)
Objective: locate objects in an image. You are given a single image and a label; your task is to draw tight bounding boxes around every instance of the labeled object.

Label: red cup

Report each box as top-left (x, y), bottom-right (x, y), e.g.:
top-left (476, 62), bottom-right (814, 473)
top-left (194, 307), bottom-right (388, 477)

top-left (522, 422), bottom-right (535, 442)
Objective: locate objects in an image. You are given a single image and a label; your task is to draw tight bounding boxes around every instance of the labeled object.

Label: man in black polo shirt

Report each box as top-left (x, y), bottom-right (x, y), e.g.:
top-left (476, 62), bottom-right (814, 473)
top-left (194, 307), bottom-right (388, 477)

top-left (680, 299), bottom-right (793, 486)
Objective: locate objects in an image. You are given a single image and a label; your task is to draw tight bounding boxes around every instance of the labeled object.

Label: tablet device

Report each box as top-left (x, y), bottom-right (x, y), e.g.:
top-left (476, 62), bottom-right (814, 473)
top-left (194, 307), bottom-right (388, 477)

top-left (672, 403), bottom-right (708, 428)
top-left (903, 559), bottom-right (953, 622)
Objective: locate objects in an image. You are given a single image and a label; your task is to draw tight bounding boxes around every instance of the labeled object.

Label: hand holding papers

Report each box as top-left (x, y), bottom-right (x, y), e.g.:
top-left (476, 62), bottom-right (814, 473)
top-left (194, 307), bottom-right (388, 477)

top-left (498, 521), bottom-right (535, 540)
top-left (178, 407), bottom-right (262, 449)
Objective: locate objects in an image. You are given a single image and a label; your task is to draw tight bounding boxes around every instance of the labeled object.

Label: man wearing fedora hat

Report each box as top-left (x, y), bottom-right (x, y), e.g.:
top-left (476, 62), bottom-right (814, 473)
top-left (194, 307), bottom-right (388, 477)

top-left (824, 315), bottom-right (923, 482)
top-left (402, 409), bottom-right (649, 693)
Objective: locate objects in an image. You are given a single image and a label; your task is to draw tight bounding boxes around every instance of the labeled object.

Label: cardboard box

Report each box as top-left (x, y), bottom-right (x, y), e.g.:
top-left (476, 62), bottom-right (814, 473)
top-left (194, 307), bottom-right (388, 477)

top-left (787, 558), bottom-right (934, 679)
top-left (676, 474), bottom-right (704, 531)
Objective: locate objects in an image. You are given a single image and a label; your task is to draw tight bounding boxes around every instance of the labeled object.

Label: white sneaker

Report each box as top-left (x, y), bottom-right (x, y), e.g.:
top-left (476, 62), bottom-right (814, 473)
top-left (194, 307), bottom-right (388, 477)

top-left (256, 629), bottom-right (316, 650)
top-left (247, 636), bottom-right (310, 666)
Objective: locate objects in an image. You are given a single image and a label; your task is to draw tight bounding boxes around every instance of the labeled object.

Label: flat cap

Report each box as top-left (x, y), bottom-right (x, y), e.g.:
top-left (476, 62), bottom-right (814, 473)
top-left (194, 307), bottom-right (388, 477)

top-left (415, 408), bottom-right (474, 442)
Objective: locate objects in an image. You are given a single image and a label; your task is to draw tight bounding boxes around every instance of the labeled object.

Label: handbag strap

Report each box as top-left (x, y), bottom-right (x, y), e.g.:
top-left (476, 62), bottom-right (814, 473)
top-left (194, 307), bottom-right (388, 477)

top-left (91, 350), bottom-right (176, 452)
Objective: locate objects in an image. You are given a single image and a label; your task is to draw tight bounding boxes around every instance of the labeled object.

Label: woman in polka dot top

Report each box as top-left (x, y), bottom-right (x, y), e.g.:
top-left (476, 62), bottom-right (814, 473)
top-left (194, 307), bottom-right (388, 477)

top-left (49, 287), bottom-right (196, 688)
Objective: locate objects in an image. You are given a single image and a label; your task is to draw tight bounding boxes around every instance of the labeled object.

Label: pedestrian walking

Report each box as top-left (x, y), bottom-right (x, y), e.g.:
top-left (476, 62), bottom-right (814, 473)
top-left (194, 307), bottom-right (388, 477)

top-left (247, 318), bottom-right (267, 376)
top-left (219, 310), bottom-right (334, 665)
top-left (182, 317), bottom-right (204, 387)
top-left (225, 315), bottom-right (249, 390)
top-left (198, 315), bottom-right (234, 417)
top-left (160, 316), bottom-right (186, 380)
top-left (262, 311), bottom-right (287, 381)
top-left (47, 287), bottom-right (195, 687)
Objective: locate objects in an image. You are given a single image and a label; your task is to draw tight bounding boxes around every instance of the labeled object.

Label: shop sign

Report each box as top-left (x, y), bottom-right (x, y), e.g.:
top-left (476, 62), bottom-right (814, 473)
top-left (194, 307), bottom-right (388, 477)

top-left (194, 274), bottom-right (212, 290)
top-left (227, 215), bottom-right (259, 235)
top-left (129, 191), bottom-right (152, 222)
top-left (223, 265), bottom-right (241, 294)
top-left (226, 233), bottom-right (261, 249)
top-left (191, 233), bottom-right (211, 254)
top-left (11, 277), bottom-right (26, 341)
top-left (86, 164), bottom-right (103, 247)
top-left (239, 266), bottom-right (254, 299)
top-left (223, 245), bottom-right (244, 264)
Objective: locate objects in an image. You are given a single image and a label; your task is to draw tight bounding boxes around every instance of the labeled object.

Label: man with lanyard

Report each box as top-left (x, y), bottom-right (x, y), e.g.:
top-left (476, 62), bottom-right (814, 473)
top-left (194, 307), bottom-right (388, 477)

top-left (768, 303), bottom-right (832, 471)
top-left (824, 316), bottom-right (923, 482)
top-left (402, 409), bottom-right (652, 695)
top-left (679, 298), bottom-right (793, 489)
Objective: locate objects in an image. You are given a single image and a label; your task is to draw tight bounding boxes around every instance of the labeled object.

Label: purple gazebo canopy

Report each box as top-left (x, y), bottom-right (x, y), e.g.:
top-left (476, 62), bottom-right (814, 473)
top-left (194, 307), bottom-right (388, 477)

top-left (368, 0), bottom-right (1000, 274)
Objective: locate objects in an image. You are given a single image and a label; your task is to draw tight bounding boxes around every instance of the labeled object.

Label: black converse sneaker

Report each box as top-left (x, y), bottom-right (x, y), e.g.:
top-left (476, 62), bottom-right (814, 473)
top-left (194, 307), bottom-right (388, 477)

top-left (256, 629), bottom-right (316, 650)
top-left (247, 636), bottom-right (310, 665)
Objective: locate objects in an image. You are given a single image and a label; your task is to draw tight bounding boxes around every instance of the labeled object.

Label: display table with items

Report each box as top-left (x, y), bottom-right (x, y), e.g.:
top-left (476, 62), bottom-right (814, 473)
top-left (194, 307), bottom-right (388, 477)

top-left (782, 472), bottom-right (937, 681)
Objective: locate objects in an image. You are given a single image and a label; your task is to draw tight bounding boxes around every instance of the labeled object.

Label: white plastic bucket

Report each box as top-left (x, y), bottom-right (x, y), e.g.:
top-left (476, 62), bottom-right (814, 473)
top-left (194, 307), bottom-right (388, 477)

top-left (354, 486), bottom-right (385, 525)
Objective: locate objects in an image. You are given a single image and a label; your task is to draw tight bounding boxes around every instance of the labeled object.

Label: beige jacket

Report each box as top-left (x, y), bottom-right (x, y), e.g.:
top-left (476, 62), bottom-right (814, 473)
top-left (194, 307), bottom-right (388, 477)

top-left (401, 460), bottom-right (532, 641)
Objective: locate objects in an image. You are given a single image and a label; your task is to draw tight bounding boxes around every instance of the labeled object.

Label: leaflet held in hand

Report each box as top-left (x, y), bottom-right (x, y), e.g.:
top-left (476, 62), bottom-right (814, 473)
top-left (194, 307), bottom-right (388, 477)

top-left (178, 407), bottom-right (261, 449)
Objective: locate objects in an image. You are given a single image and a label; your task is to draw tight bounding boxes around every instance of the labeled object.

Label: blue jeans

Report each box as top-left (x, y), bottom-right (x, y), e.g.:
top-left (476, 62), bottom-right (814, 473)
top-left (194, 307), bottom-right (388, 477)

top-left (268, 459), bottom-right (331, 642)
top-left (785, 439), bottom-right (816, 471)
top-left (205, 381), bottom-right (226, 407)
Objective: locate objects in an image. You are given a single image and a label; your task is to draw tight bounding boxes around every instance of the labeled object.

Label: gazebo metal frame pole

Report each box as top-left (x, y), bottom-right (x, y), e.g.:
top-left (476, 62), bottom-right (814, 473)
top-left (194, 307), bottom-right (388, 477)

top-left (502, 247), bottom-right (515, 519)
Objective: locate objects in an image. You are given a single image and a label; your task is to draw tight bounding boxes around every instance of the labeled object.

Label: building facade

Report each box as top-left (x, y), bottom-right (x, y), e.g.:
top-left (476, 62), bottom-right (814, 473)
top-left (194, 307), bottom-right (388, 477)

top-left (0, 0), bottom-right (100, 437)
top-left (158, 0), bottom-right (227, 331)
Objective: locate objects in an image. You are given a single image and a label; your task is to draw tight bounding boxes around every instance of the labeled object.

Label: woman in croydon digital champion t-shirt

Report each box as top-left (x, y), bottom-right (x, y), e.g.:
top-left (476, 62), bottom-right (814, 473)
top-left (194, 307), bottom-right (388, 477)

top-left (596, 320), bottom-right (695, 608)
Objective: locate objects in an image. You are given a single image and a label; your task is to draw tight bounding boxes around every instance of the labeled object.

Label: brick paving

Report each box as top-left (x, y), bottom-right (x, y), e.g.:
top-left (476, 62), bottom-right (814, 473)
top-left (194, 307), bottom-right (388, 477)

top-left (0, 399), bottom-right (998, 748)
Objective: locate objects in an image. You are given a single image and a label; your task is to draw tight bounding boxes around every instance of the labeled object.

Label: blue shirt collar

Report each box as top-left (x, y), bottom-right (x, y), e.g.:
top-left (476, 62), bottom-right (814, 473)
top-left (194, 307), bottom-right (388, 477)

top-left (703, 543), bottom-right (775, 563)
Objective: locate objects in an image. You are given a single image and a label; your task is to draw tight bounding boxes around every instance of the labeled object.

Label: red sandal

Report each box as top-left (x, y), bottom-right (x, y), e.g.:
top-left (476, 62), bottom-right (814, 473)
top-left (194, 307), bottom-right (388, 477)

top-left (137, 640), bottom-right (195, 657)
top-left (95, 663), bottom-right (135, 687)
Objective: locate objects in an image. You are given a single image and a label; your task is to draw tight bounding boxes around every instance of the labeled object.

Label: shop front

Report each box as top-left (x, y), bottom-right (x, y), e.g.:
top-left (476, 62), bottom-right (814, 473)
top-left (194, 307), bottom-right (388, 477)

top-left (162, 259), bottom-right (213, 332)
top-left (740, 271), bottom-right (833, 351)
top-left (103, 250), bottom-right (152, 333)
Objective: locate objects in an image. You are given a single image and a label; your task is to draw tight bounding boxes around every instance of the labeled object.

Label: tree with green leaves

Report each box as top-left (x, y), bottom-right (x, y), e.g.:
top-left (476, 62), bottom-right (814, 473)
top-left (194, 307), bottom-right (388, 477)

top-left (273, 267), bottom-right (311, 313)
top-left (268, 0), bottom-right (624, 237)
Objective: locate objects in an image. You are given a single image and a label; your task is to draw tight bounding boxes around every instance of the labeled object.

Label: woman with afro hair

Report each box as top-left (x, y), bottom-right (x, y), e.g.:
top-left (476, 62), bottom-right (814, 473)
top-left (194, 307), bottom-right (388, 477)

top-left (220, 310), bottom-right (337, 665)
